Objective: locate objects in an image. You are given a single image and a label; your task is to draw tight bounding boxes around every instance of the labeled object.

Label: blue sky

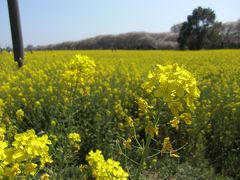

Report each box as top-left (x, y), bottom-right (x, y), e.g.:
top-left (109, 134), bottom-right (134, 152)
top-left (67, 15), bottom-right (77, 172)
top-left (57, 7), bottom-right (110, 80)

top-left (0, 0), bottom-right (239, 47)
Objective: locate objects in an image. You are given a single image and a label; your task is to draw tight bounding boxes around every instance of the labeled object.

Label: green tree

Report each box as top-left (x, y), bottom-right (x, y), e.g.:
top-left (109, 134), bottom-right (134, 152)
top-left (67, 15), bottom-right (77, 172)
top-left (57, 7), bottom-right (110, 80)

top-left (178, 7), bottom-right (221, 50)
top-left (170, 23), bottom-right (183, 33)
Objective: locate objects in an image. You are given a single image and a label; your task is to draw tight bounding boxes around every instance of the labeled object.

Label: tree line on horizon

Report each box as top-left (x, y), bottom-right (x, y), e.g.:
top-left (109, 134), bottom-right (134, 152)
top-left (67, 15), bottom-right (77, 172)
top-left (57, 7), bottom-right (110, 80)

top-left (1, 7), bottom-right (239, 52)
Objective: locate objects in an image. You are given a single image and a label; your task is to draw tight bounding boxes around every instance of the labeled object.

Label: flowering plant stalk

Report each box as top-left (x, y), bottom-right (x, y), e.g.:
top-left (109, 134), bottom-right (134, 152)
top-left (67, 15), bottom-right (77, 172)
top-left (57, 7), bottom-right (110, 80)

top-left (134, 63), bottom-right (200, 179)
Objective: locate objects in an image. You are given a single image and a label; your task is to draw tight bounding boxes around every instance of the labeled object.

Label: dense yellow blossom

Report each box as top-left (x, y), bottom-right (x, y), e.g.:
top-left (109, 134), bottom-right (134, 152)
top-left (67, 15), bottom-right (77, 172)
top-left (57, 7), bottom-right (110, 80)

top-left (0, 50), bottom-right (239, 178)
top-left (86, 149), bottom-right (129, 180)
top-left (0, 141), bottom-right (8, 161)
top-left (142, 63), bottom-right (200, 129)
top-left (0, 129), bottom-right (52, 179)
top-left (61, 54), bottom-right (96, 96)
top-left (68, 132), bottom-right (81, 143)
top-left (68, 132), bottom-right (81, 151)
top-left (0, 127), bottom-right (6, 141)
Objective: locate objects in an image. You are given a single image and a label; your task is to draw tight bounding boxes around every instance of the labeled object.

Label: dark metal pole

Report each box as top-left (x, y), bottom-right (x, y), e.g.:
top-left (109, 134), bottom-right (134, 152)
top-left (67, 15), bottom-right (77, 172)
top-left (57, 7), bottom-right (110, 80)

top-left (7, 0), bottom-right (24, 67)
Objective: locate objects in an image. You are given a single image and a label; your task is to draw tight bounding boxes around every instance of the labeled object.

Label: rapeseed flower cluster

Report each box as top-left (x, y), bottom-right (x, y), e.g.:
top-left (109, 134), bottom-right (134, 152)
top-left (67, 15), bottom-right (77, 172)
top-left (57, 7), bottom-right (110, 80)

top-left (123, 138), bottom-right (132, 149)
top-left (0, 129), bottom-right (52, 179)
top-left (137, 97), bottom-right (152, 113)
top-left (0, 127), bottom-right (6, 141)
top-left (16, 109), bottom-right (24, 122)
top-left (68, 132), bottom-right (81, 150)
top-left (142, 63), bottom-right (200, 129)
top-left (61, 54), bottom-right (96, 96)
top-left (86, 149), bottom-right (129, 180)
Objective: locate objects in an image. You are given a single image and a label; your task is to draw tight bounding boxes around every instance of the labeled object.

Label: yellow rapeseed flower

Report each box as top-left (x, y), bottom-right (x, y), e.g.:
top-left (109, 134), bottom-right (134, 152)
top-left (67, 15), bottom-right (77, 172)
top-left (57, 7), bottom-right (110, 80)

top-left (40, 173), bottom-right (50, 180)
top-left (86, 149), bottom-right (129, 180)
top-left (68, 133), bottom-right (81, 143)
top-left (145, 121), bottom-right (158, 138)
top-left (123, 138), bottom-right (132, 149)
top-left (170, 117), bottom-right (180, 130)
top-left (161, 137), bottom-right (179, 158)
top-left (4, 163), bottom-right (21, 179)
top-left (180, 113), bottom-right (192, 125)
top-left (0, 127), bottom-right (6, 141)
top-left (142, 63), bottom-right (200, 129)
top-left (0, 141), bottom-right (8, 161)
top-left (24, 162), bottom-right (37, 176)
top-left (68, 132), bottom-right (81, 151)
top-left (16, 109), bottom-right (24, 122)
top-left (137, 97), bottom-right (152, 113)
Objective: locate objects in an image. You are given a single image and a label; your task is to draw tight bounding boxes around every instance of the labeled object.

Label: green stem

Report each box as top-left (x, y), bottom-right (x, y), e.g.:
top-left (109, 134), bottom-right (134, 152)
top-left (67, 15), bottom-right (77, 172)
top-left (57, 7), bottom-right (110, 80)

top-left (134, 133), bottom-right (151, 180)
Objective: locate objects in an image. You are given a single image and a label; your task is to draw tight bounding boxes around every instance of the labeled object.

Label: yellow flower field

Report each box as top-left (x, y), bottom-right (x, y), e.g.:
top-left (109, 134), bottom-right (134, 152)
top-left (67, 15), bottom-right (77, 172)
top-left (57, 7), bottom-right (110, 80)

top-left (0, 50), bottom-right (240, 179)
